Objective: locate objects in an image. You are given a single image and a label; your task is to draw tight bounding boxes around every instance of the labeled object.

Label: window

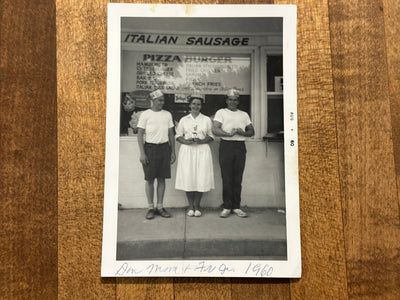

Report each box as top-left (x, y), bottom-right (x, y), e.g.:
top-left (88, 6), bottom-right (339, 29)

top-left (122, 51), bottom-right (251, 125)
top-left (266, 55), bottom-right (283, 134)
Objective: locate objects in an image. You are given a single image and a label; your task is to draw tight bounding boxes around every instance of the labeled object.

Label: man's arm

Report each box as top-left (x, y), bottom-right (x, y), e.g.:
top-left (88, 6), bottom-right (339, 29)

top-left (137, 128), bottom-right (148, 165)
top-left (212, 120), bottom-right (236, 137)
top-left (236, 124), bottom-right (255, 137)
top-left (168, 127), bottom-right (176, 164)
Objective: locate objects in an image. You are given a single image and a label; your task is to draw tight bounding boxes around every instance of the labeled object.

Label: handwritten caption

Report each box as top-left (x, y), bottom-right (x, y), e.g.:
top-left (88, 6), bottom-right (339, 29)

top-left (115, 261), bottom-right (273, 277)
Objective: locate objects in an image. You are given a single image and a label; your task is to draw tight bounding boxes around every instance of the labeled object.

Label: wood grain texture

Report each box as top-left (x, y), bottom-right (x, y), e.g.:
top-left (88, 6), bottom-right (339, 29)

top-left (174, 278), bottom-right (231, 300)
top-left (329, 1), bottom-right (400, 299)
top-left (232, 279), bottom-right (290, 299)
top-left (0, 1), bottom-right (58, 299)
top-left (116, 278), bottom-right (174, 300)
top-left (277, 0), bottom-right (349, 298)
top-left (384, 0), bottom-right (400, 176)
top-left (56, 0), bottom-right (116, 299)
top-left (2, 0), bottom-right (400, 298)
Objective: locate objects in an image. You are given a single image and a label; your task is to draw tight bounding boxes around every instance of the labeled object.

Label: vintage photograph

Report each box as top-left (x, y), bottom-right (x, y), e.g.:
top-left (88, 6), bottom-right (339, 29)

top-left (102, 4), bottom-right (299, 278)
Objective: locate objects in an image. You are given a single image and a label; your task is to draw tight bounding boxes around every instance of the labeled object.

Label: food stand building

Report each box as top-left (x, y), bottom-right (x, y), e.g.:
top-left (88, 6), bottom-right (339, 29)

top-left (119, 17), bottom-right (285, 209)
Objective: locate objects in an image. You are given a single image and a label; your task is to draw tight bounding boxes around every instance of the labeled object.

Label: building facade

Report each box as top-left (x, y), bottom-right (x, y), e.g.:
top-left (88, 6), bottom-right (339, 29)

top-left (119, 17), bottom-right (285, 208)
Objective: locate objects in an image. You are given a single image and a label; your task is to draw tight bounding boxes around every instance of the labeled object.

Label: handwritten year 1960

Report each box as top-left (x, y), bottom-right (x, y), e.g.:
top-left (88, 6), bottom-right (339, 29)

top-left (245, 262), bottom-right (273, 277)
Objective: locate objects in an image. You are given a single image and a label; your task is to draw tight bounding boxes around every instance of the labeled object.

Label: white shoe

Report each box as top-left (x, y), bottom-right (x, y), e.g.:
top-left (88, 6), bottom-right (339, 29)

top-left (220, 209), bottom-right (231, 218)
top-left (233, 209), bottom-right (248, 218)
top-left (194, 210), bottom-right (202, 217)
top-left (187, 210), bottom-right (194, 217)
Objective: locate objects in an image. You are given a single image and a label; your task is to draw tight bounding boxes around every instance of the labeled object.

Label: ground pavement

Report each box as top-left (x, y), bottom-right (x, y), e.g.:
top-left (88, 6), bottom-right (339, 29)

top-left (116, 207), bottom-right (287, 261)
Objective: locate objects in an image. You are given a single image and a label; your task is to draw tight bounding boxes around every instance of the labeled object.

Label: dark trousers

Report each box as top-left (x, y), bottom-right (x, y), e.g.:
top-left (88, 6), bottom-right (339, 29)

top-left (219, 140), bottom-right (246, 210)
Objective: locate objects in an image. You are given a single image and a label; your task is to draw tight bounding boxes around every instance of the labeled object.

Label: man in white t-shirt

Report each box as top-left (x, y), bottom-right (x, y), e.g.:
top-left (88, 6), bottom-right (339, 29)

top-left (137, 89), bottom-right (176, 220)
top-left (212, 89), bottom-right (254, 218)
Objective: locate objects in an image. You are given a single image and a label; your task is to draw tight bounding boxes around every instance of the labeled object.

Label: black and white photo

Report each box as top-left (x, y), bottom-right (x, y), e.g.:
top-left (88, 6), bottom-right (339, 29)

top-left (102, 4), bottom-right (300, 278)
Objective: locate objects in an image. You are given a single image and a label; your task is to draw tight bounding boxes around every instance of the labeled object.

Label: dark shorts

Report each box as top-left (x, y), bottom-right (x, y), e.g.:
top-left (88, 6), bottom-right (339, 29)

top-left (142, 142), bottom-right (171, 181)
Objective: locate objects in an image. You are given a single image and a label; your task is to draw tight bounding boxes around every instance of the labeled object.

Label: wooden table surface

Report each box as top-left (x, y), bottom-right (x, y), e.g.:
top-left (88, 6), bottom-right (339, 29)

top-left (1, 0), bottom-right (399, 299)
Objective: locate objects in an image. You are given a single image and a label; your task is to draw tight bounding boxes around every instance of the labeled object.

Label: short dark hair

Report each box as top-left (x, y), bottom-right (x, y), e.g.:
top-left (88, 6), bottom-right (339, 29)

top-left (188, 96), bottom-right (204, 104)
top-left (123, 92), bottom-right (136, 104)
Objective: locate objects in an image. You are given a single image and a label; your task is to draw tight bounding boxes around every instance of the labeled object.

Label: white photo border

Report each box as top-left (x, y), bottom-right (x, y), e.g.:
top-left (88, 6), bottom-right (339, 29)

top-left (102, 3), bottom-right (300, 278)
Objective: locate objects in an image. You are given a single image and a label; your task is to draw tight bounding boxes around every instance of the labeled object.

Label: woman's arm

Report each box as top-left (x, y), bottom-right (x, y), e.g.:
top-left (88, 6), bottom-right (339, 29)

top-left (176, 136), bottom-right (195, 145)
top-left (194, 136), bottom-right (213, 144)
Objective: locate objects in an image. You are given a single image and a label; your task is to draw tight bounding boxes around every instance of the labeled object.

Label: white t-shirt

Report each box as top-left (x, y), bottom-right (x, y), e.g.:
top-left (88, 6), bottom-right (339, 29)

top-left (176, 113), bottom-right (214, 140)
top-left (213, 108), bottom-right (252, 141)
top-left (137, 109), bottom-right (174, 143)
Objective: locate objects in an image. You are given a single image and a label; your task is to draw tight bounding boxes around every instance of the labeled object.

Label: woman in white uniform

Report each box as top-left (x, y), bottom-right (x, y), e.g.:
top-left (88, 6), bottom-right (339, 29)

top-left (175, 96), bottom-right (215, 217)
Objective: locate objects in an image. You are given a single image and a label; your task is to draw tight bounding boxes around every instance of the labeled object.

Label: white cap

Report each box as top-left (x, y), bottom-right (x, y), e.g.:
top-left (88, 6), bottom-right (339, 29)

top-left (189, 93), bottom-right (204, 101)
top-left (226, 88), bottom-right (240, 97)
top-left (149, 89), bottom-right (164, 100)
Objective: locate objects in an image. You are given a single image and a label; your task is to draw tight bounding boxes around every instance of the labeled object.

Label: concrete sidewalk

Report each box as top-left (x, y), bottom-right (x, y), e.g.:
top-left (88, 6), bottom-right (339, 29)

top-left (117, 207), bottom-right (287, 260)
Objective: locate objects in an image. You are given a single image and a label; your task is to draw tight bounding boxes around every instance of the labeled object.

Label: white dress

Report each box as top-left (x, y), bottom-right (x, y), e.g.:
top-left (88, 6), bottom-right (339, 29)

top-left (175, 113), bottom-right (215, 192)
